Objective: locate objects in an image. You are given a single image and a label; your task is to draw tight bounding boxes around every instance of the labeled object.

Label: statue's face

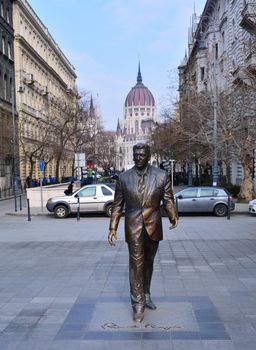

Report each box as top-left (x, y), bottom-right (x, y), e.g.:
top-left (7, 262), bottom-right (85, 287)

top-left (133, 148), bottom-right (150, 170)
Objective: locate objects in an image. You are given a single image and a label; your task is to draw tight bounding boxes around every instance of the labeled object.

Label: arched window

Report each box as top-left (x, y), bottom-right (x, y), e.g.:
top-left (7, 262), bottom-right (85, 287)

top-left (6, 8), bottom-right (10, 23)
top-left (135, 120), bottom-right (139, 134)
top-left (2, 36), bottom-right (5, 55)
top-left (8, 42), bottom-right (12, 59)
top-left (0, 2), bottom-right (4, 17)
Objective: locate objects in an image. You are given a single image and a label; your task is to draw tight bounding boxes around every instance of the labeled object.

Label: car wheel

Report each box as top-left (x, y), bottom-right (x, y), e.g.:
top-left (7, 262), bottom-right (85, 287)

top-left (54, 205), bottom-right (68, 218)
top-left (105, 204), bottom-right (112, 217)
top-left (214, 203), bottom-right (228, 217)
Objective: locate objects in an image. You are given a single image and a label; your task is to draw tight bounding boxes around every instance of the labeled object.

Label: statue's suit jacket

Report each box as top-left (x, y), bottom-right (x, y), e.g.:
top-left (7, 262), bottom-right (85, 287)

top-left (109, 165), bottom-right (177, 242)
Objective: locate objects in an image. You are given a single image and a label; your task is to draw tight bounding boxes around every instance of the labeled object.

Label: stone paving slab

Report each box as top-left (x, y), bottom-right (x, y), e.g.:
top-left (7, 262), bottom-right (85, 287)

top-left (0, 208), bottom-right (256, 349)
top-left (0, 238), bottom-right (256, 349)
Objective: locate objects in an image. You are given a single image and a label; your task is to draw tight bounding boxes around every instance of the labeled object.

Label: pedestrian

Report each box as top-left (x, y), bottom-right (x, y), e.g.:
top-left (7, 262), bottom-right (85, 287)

top-left (64, 180), bottom-right (74, 195)
top-left (25, 176), bottom-right (31, 188)
top-left (108, 142), bottom-right (178, 322)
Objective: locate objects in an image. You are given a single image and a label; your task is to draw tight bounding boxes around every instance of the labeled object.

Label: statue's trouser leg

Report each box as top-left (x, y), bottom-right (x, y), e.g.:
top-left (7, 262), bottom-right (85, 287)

top-left (128, 227), bottom-right (159, 311)
top-left (128, 236), bottom-right (144, 311)
top-left (143, 230), bottom-right (159, 295)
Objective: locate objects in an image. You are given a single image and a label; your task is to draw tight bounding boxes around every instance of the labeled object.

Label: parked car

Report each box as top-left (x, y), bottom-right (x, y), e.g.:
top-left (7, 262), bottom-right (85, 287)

top-left (46, 184), bottom-right (114, 218)
top-left (249, 199), bottom-right (256, 215)
top-left (173, 186), bottom-right (235, 217)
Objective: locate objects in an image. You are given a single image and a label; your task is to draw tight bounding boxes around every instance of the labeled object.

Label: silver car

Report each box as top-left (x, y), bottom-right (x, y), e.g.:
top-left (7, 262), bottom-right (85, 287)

top-left (174, 186), bottom-right (235, 217)
top-left (46, 183), bottom-right (115, 218)
top-left (249, 199), bottom-right (256, 215)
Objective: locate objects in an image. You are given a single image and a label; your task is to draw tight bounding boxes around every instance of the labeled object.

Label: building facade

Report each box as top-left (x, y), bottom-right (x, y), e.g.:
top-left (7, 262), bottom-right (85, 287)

top-left (178, 0), bottom-right (256, 187)
top-left (0, 0), bottom-right (18, 194)
top-left (12, 0), bottom-right (77, 185)
top-left (115, 65), bottom-right (157, 170)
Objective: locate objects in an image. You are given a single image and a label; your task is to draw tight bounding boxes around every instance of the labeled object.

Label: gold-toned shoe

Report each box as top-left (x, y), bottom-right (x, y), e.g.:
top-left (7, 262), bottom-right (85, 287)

top-left (133, 311), bottom-right (144, 322)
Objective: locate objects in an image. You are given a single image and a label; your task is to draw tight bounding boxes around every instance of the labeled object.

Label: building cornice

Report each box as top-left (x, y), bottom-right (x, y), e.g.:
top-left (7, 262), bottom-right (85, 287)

top-left (14, 0), bottom-right (76, 78)
top-left (15, 35), bottom-right (71, 90)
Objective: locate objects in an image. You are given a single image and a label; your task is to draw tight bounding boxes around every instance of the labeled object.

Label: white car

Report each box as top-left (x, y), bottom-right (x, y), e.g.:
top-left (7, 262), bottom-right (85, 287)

top-left (46, 183), bottom-right (114, 218)
top-left (249, 199), bottom-right (256, 215)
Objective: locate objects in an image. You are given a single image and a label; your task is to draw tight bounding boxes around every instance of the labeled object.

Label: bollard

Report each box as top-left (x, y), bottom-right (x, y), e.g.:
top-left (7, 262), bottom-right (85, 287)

top-left (175, 197), bottom-right (179, 220)
top-left (19, 194), bottom-right (22, 211)
top-left (227, 196), bottom-right (231, 220)
top-left (27, 198), bottom-right (31, 221)
top-left (14, 194), bottom-right (17, 212)
top-left (77, 197), bottom-right (80, 221)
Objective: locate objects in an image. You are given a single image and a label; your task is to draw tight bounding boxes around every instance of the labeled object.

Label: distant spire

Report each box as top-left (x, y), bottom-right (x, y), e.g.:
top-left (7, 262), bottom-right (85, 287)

top-left (89, 94), bottom-right (94, 117)
top-left (137, 62), bottom-right (142, 84)
top-left (117, 118), bottom-right (121, 131)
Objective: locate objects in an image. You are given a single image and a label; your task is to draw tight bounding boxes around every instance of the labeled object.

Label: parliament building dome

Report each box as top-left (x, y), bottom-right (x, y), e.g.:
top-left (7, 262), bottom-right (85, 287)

top-left (125, 65), bottom-right (155, 107)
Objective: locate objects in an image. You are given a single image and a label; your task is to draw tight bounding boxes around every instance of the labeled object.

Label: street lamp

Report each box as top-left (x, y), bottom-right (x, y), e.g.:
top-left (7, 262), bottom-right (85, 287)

top-left (89, 119), bottom-right (97, 184)
top-left (11, 78), bottom-right (18, 211)
top-left (197, 17), bottom-right (219, 186)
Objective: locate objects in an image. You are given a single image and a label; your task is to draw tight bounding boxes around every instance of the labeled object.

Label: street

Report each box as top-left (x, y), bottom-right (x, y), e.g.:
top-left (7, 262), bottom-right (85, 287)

top-left (0, 197), bottom-right (256, 349)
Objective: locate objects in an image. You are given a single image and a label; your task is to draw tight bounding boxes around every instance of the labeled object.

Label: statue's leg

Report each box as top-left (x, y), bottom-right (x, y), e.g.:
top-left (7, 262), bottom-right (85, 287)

top-left (128, 237), bottom-right (145, 314)
top-left (143, 230), bottom-right (159, 309)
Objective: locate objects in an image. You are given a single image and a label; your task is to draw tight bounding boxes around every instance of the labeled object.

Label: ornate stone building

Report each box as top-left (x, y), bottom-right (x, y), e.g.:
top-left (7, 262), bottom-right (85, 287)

top-left (0, 0), bottom-right (18, 194)
top-left (12, 0), bottom-right (77, 184)
top-left (115, 65), bottom-right (157, 170)
top-left (178, 0), bottom-right (256, 188)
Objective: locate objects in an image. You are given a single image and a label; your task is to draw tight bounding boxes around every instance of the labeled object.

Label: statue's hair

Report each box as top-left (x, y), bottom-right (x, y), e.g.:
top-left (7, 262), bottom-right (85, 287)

top-left (133, 143), bottom-right (151, 156)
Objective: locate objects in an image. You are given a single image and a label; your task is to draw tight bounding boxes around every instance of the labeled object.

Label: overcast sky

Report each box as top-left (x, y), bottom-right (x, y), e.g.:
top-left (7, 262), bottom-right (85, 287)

top-left (28, 0), bottom-right (206, 130)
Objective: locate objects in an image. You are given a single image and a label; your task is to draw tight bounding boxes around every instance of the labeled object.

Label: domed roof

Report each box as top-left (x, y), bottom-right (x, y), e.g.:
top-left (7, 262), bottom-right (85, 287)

top-left (125, 65), bottom-right (155, 107)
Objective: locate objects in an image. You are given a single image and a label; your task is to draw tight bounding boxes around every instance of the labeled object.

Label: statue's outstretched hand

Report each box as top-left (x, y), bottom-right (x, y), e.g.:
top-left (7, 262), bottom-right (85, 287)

top-left (169, 217), bottom-right (178, 230)
top-left (108, 230), bottom-right (117, 246)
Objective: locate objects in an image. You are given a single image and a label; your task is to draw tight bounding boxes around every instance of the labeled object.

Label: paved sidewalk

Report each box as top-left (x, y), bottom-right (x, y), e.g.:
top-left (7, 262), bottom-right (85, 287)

top-left (0, 214), bottom-right (256, 349)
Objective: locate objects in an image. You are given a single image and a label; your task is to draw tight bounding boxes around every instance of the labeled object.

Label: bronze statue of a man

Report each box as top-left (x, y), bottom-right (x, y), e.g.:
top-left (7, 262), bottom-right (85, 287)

top-left (108, 143), bottom-right (178, 322)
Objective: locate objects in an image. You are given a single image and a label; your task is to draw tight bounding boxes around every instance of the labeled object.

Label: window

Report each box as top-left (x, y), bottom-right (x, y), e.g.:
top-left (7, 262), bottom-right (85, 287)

top-left (2, 36), bottom-right (5, 55)
top-left (9, 77), bottom-right (12, 101)
top-left (78, 187), bottom-right (96, 197)
top-left (0, 2), bottom-right (3, 17)
top-left (4, 73), bottom-right (7, 99)
top-left (215, 43), bottom-right (218, 60)
top-left (6, 8), bottom-right (9, 23)
top-left (200, 67), bottom-right (205, 81)
top-left (101, 186), bottom-right (112, 196)
top-left (7, 42), bottom-right (11, 59)
top-left (180, 188), bottom-right (198, 198)
top-left (199, 188), bottom-right (215, 197)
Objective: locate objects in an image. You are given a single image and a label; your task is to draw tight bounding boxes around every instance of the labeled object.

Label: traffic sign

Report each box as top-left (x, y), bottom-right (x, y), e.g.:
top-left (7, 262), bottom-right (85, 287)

top-left (39, 160), bottom-right (44, 172)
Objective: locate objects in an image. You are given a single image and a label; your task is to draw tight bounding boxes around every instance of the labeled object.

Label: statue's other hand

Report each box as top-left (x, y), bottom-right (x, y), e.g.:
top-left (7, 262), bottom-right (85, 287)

top-left (108, 230), bottom-right (117, 246)
top-left (169, 217), bottom-right (178, 230)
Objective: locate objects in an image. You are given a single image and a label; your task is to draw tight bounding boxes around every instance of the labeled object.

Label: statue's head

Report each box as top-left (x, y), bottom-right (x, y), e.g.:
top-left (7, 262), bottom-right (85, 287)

top-left (133, 143), bottom-right (151, 170)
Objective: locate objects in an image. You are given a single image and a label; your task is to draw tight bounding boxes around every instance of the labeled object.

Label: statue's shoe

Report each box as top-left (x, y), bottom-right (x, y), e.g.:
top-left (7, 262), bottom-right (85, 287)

top-left (145, 294), bottom-right (157, 310)
top-left (133, 311), bottom-right (144, 322)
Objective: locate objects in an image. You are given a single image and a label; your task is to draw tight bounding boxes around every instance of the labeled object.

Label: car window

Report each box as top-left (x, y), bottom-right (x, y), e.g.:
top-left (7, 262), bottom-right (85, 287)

top-left (101, 186), bottom-right (112, 196)
top-left (199, 188), bottom-right (215, 197)
top-left (180, 188), bottom-right (198, 198)
top-left (217, 189), bottom-right (227, 197)
top-left (78, 187), bottom-right (96, 197)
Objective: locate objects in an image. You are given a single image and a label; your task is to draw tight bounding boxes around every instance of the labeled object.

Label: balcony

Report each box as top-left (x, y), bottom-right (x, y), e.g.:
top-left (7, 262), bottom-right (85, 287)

top-left (24, 74), bottom-right (34, 86)
top-left (240, 3), bottom-right (256, 35)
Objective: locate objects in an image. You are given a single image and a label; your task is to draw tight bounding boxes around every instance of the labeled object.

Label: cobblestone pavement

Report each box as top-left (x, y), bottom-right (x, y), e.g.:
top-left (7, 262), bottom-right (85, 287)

top-left (0, 209), bottom-right (256, 349)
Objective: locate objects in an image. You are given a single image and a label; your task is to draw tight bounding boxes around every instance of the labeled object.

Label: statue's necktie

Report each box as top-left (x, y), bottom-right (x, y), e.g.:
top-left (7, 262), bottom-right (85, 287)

top-left (138, 174), bottom-right (145, 193)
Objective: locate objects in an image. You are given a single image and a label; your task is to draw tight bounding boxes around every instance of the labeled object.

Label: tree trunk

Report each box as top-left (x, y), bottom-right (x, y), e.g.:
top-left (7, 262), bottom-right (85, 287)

top-left (226, 164), bottom-right (231, 184)
top-left (55, 157), bottom-right (60, 183)
top-left (238, 160), bottom-right (253, 202)
top-left (29, 159), bottom-right (35, 181)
